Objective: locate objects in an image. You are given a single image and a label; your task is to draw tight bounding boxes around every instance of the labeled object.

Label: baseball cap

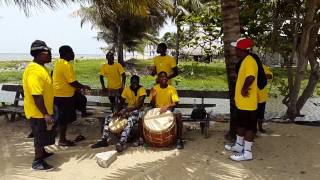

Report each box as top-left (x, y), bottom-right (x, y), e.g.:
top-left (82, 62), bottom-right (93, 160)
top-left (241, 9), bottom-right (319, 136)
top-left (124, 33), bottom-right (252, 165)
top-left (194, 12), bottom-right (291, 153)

top-left (231, 37), bottom-right (253, 50)
top-left (30, 40), bottom-right (51, 52)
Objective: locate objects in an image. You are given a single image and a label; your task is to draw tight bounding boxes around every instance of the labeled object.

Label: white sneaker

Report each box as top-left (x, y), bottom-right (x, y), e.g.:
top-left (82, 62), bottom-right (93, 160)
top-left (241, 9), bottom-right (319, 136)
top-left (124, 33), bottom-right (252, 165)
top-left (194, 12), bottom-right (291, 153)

top-left (230, 151), bottom-right (253, 161)
top-left (224, 143), bottom-right (243, 153)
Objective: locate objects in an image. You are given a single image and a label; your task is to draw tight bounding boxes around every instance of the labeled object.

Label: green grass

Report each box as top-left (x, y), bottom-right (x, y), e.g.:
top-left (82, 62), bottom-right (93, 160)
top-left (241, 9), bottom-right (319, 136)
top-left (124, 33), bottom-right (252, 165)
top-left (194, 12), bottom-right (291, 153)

top-left (0, 58), bottom-right (318, 96)
top-left (0, 61), bottom-right (28, 69)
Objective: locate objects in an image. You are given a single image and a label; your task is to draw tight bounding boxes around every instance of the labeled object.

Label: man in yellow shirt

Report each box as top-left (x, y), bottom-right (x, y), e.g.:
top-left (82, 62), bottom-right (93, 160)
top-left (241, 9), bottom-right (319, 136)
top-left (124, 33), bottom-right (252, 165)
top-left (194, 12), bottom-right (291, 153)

top-left (225, 37), bottom-right (258, 161)
top-left (149, 71), bottom-right (184, 149)
top-left (53, 45), bottom-right (91, 146)
top-left (152, 43), bottom-right (179, 84)
top-left (23, 40), bottom-right (55, 171)
top-left (256, 65), bottom-right (273, 133)
top-left (100, 51), bottom-right (126, 112)
top-left (91, 75), bottom-right (146, 152)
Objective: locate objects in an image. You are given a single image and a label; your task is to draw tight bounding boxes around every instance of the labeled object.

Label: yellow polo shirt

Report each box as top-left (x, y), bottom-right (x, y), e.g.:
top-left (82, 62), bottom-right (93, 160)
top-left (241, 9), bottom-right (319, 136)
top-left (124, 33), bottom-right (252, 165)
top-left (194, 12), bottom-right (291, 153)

top-left (100, 62), bottom-right (125, 89)
top-left (154, 55), bottom-right (176, 84)
top-left (150, 84), bottom-right (179, 108)
top-left (235, 55), bottom-right (258, 111)
top-left (53, 58), bottom-right (76, 97)
top-left (22, 62), bottom-right (54, 119)
top-left (258, 65), bottom-right (273, 103)
top-left (121, 86), bottom-right (147, 108)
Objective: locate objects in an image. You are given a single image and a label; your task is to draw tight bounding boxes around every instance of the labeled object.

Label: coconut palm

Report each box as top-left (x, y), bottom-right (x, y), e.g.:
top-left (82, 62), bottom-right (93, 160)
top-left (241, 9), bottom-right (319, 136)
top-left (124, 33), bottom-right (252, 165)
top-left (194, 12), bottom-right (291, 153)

top-left (169, 0), bottom-right (203, 63)
top-left (73, 1), bottom-right (170, 65)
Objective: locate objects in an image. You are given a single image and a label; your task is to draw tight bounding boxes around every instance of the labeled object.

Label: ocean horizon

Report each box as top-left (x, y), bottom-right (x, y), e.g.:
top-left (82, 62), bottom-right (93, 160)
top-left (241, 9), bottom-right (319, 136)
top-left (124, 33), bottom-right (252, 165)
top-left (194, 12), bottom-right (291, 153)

top-left (0, 53), bottom-right (107, 61)
top-left (0, 52), bottom-right (157, 61)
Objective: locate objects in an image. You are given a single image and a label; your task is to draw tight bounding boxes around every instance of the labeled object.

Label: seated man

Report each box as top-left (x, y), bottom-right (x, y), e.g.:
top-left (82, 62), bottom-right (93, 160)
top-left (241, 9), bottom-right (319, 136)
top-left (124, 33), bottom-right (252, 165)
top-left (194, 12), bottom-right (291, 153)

top-left (138, 71), bottom-right (184, 149)
top-left (91, 75), bottom-right (146, 152)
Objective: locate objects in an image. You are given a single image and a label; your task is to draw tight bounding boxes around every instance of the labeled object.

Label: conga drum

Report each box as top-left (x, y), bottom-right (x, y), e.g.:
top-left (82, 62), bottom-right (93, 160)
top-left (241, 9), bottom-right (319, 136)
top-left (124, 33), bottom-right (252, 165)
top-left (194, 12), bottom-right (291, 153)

top-left (143, 108), bottom-right (176, 147)
top-left (109, 116), bottom-right (128, 134)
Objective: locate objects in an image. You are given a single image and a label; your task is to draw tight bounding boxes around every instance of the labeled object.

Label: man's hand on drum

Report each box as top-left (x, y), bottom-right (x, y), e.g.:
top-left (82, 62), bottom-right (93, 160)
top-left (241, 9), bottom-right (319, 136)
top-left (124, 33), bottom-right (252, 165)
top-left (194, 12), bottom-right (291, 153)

top-left (160, 107), bottom-right (168, 114)
top-left (117, 108), bottom-right (127, 117)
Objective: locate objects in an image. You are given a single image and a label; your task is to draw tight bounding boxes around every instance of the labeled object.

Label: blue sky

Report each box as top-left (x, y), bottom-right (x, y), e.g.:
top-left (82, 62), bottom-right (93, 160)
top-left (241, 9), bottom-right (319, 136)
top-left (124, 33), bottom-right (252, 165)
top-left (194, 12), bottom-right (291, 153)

top-left (0, 3), bottom-right (176, 54)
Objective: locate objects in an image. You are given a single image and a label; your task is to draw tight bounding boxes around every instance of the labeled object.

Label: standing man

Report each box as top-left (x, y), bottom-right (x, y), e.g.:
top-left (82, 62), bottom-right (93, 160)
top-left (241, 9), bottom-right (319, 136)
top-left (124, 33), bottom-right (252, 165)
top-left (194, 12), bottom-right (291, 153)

top-left (225, 37), bottom-right (258, 161)
top-left (100, 51), bottom-right (126, 112)
top-left (256, 64), bottom-right (273, 133)
top-left (152, 43), bottom-right (179, 84)
top-left (91, 75), bottom-right (146, 152)
top-left (149, 71), bottom-right (184, 149)
top-left (53, 45), bottom-right (90, 146)
top-left (23, 40), bottom-right (55, 170)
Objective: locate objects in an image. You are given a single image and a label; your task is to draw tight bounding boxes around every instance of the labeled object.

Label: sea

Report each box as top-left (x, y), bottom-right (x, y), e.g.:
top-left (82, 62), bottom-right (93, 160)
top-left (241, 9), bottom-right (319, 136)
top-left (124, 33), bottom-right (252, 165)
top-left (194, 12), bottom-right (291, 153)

top-left (0, 52), bottom-right (156, 61)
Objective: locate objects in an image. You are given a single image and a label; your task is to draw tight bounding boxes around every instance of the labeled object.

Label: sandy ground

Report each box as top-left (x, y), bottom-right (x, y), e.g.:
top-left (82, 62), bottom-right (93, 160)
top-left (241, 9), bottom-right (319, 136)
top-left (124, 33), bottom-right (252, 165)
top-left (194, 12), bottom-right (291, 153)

top-left (1, 115), bottom-right (320, 180)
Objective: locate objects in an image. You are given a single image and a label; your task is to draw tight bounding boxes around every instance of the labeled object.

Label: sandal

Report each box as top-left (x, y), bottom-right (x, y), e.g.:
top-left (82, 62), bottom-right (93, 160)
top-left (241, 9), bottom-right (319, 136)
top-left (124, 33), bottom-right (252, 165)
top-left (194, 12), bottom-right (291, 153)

top-left (58, 140), bottom-right (75, 146)
top-left (73, 135), bottom-right (86, 143)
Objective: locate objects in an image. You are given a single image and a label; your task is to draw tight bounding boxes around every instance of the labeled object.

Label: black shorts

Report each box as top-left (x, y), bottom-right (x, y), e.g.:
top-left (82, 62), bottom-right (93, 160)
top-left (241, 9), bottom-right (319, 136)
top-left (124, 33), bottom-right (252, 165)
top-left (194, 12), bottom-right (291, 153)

top-left (257, 102), bottom-right (266, 119)
top-left (54, 96), bottom-right (76, 125)
top-left (30, 118), bottom-right (56, 147)
top-left (236, 108), bottom-right (257, 131)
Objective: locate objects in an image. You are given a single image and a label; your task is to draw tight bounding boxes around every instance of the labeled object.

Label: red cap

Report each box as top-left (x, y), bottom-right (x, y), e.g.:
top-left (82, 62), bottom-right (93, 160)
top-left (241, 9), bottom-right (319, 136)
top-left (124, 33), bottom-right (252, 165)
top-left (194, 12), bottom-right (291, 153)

top-left (231, 37), bottom-right (253, 50)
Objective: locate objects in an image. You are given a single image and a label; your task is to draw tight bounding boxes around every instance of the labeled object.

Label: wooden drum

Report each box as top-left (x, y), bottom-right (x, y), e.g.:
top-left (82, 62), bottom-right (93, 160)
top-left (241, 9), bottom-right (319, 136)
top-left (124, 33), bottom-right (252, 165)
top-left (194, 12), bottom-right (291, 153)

top-left (109, 116), bottom-right (128, 134)
top-left (143, 108), bottom-right (176, 147)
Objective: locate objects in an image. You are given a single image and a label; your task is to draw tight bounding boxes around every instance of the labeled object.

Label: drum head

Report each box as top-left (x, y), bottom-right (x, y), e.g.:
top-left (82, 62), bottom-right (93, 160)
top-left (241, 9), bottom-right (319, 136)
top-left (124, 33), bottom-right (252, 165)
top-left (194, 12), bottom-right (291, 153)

top-left (109, 116), bottom-right (127, 133)
top-left (143, 108), bottom-right (175, 133)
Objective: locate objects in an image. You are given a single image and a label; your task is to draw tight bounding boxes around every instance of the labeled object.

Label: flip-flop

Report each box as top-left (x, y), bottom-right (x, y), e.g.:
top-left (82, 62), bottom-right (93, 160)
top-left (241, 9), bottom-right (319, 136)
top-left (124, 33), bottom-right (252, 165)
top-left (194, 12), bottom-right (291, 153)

top-left (73, 135), bottom-right (86, 143)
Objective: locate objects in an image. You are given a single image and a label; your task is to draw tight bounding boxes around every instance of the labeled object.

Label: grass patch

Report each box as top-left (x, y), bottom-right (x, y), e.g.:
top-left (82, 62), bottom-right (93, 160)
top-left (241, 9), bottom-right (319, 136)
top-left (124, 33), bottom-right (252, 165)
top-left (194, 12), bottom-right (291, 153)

top-left (0, 59), bottom-right (318, 96)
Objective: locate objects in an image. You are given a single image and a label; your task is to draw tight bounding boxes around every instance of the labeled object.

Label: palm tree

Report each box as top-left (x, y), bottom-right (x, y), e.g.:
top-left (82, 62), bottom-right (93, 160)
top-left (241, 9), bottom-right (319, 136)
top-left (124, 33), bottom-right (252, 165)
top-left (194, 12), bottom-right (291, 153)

top-left (220, 0), bottom-right (241, 140)
top-left (74, 1), bottom-right (169, 65)
top-left (170, 0), bottom-right (203, 63)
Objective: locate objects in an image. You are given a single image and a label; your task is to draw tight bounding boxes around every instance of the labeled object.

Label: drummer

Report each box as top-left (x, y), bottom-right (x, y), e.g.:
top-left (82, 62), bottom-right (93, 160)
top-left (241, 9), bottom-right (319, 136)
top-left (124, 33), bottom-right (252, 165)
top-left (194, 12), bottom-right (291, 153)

top-left (147, 71), bottom-right (184, 149)
top-left (91, 75), bottom-right (147, 152)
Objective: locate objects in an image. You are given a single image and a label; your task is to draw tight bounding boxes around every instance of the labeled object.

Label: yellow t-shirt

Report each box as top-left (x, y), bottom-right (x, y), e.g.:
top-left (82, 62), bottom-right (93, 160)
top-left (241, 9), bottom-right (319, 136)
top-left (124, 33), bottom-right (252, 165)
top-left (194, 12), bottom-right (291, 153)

top-left (22, 62), bottom-right (54, 119)
top-left (150, 84), bottom-right (179, 108)
top-left (154, 55), bottom-right (177, 84)
top-left (235, 55), bottom-right (258, 111)
top-left (53, 58), bottom-right (76, 97)
top-left (100, 62), bottom-right (125, 89)
top-left (121, 86), bottom-right (147, 108)
top-left (258, 65), bottom-right (273, 103)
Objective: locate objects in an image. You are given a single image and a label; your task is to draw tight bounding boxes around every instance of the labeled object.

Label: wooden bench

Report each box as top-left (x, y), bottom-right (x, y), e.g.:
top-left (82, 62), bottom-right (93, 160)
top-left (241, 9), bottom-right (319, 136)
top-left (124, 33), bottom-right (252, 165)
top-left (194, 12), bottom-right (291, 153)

top-left (0, 84), bottom-right (25, 121)
top-left (86, 89), bottom-right (229, 138)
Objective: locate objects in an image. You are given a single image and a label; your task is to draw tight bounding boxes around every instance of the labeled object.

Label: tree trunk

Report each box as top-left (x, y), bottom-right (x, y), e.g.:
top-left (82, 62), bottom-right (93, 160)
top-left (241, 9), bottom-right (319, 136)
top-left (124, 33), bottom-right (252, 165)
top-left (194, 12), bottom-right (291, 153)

top-left (117, 25), bottom-right (125, 66)
top-left (175, 22), bottom-right (181, 64)
top-left (296, 25), bottom-right (320, 114)
top-left (221, 0), bottom-right (241, 139)
top-left (286, 0), bottom-right (319, 120)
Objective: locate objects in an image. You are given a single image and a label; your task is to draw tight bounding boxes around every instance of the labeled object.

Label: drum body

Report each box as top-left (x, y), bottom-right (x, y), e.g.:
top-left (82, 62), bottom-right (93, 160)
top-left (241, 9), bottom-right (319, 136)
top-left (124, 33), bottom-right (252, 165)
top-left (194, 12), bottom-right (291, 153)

top-left (109, 116), bottom-right (128, 134)
top-left (143, 108), bottom-right (176, 147)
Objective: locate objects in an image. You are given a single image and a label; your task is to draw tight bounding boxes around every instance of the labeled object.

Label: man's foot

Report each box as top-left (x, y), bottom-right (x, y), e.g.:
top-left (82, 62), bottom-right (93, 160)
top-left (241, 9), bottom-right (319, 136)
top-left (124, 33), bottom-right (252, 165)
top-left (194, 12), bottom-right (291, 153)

top-left (73, 135), bottom-right (86, 143)
top-left (27, 132), bottom-right (34, 138)
top-left (32, 159), bottom-right (54, 171)
top-left (258, 128), bottom-right (266, 133)
top-left (116, 142), bottom-right (125, 152)
top-left (133, 138), bottom-right (144, 147)
top-left (224, 143), bottom-right (243, 153)
top-left (81, 112), bottom-right (94, 118)
top-left (58, 140), bottom-right (75, 147)
top-left (42, 151), bottom-right (54, 160)
top-left (91, 140), bottom-right (109, 149)
top-left (176, 139), bottom-right (184, 149)
top-left (230, 151), bottom-right (252, 161)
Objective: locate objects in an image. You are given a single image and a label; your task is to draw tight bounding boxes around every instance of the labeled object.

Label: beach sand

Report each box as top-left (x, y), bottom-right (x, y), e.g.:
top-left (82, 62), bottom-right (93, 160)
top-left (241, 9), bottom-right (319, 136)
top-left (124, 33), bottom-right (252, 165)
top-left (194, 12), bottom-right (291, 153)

top-left (0, 116), bottom-right (320, 180)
